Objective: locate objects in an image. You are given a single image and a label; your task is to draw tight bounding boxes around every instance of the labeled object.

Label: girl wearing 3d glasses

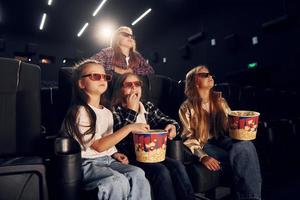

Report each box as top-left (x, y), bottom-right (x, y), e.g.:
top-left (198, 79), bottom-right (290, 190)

top-left (179, 65), bottom-right (262, 200)
top-left (91, 26), bottom-right (154, 75)
top-left (112, 73), bottom-right (195, 200)
top-left (62, 60), bottom-right (151, 200)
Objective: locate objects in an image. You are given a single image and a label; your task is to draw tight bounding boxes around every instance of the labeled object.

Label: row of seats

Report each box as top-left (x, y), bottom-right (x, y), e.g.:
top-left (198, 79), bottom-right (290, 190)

top-left (0, 58), bottom-right (82, 200)
top-left (4, 57), bottom-right (298, 199)
top-left (39, 67), bottom-right (300, 199)
top-left (214, 83), bottom-right (300, 120)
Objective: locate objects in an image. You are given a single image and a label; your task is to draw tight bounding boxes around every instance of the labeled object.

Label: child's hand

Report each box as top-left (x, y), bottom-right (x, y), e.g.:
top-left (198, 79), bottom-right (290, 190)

top-left (112, 152), bottom-right (129, 164)
top-left (127, 92), bottom-right (139, 112)
top-left (164, 124), bottom-right (176, 140)
top-left (200, 156), bottom-right (221, 171)
top-left (128, 123), bottom-right (150, 133)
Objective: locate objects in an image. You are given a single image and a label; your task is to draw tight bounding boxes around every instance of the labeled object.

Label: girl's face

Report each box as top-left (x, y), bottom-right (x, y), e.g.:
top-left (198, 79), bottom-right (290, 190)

top-left (195, 67), bottom-right (214, 90)
top-left (78, 63), bottom-right (110, 96)
top-left (118, 28), bottom-right (135, 49)
top-left (121, 75), bottom-right (142, 101)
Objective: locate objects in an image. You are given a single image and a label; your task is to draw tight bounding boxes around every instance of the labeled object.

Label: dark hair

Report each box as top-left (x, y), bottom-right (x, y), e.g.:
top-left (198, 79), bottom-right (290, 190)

top-left (111, 73), bottom-right (142, 107)
top-left (61, 59), bottom-right (103, 149)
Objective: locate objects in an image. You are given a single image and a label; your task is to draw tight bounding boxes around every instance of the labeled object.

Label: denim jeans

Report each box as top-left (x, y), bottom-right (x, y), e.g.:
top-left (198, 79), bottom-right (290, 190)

top-left (203, 136), bottom-right (262, 200)
top-left (81, 156), bottom-right (151, 200)
top-left (134, 157), bottom-right (195, 200)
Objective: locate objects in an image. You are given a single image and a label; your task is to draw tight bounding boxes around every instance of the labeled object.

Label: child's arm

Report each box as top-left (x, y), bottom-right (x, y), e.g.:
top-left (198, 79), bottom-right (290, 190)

top-left (113, 106), bottom-right (139, 131)
top-left (91, 123), bottom-right (149, 153)
top-left (145, 101), bottom-right (180, 134)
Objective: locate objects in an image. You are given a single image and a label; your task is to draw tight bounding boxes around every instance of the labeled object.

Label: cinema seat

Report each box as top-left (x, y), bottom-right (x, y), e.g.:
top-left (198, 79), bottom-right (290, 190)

top-left (0, 57), bottom-right (48, 200)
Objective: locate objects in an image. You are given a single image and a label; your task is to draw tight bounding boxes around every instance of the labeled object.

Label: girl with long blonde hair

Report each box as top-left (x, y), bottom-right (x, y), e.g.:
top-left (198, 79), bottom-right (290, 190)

top-left (91, 26), bottom-right (154, 75)
top-left (179, 65), bottom-right (262, 200)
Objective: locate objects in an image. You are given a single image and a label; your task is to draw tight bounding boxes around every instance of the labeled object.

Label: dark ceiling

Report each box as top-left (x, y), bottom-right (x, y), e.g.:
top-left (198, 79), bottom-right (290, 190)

top-left (0, 0), bottom-right (191, 44)
top-left (0, 0), bottom-right (267, 49)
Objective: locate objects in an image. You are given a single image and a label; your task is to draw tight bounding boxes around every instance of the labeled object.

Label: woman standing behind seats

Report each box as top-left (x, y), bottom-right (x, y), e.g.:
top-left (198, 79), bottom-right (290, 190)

top-left (62, 60), bottom-right (151, 200)
top-left (179, 65), bottom-right (262, 200)
top-left (112, 73), bottom-right (195, 200)
top-left (91, 26), bottom-right (154, 75)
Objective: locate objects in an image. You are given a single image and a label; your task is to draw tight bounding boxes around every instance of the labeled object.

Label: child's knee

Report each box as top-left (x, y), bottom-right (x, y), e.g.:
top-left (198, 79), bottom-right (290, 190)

top-left (126, 166), bottom-right (147, 181)
top-left (101, 173), bottom-right (130, 190)
top-left (97, 175), bottom-right (130, 199)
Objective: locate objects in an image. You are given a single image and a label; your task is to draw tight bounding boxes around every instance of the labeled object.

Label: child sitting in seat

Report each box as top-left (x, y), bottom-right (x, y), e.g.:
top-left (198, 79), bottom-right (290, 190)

top-left (112, 72), bottom-right (195, 200)
top-left (62, 60), bottom-right (151, 200)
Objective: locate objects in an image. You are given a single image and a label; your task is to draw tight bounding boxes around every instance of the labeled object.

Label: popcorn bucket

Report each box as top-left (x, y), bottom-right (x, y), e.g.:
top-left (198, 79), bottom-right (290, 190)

top-left (133, 130), bottom-right (168, 163)
top-left (228, 111), bottom-right (260, 140)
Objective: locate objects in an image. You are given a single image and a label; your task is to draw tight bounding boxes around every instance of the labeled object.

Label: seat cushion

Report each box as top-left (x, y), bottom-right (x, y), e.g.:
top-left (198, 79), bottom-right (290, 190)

top-left (0, 156), bottom-right (48, 200)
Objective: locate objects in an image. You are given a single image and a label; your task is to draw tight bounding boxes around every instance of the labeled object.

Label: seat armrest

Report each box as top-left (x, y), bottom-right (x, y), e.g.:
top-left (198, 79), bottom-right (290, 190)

top-left (183, 145), bottom-right (199, 165)
top-left (167, 139), bottom-right (184, 161)
top-left (48, 137), bottom-right (82, 200)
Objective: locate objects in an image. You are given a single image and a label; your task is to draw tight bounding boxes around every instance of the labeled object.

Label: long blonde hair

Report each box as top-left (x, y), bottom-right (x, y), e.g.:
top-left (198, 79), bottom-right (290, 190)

top-left (110, 26), bottom-right (139, 69)
top-left (185, 65), bottom-right (228, 143)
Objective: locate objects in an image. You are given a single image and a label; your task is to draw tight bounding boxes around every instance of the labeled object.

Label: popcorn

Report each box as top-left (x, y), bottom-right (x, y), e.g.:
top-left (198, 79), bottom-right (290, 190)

top-left (228, 111), bottom-right (260, 140)
top-left (133, 130), bottom-right (168, 163)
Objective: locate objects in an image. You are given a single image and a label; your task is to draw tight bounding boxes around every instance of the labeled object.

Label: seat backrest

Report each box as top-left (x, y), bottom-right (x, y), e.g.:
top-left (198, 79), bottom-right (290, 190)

top-left (0, 57), bottom-right (41, 156)
top-left (57, 67), bottom-right (74, 129)
top-left (41, 86), bottom-right (60, 135)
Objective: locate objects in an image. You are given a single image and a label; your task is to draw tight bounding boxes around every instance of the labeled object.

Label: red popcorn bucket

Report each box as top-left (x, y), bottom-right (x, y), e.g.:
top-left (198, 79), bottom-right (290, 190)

top-left (228, 111), bottom-right (260, 140)
top-left (133, 130), bottom-right (168, 163)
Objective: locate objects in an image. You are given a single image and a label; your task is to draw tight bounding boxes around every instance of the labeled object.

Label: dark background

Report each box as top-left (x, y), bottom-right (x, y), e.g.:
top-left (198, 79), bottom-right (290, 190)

top-left (0, 0), bottom-right (299, 90)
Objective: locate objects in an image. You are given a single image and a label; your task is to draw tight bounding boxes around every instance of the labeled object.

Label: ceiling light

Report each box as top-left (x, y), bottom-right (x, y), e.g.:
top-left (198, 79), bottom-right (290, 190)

top-left (100, 24), bottom-right (114, 39)
top-left (39, 13), bottom-right (47, 30)
top-left (48, 0), bottom-right (53, 6)
top-left (93, 0), bottom-right (108, 17)
top-left (131, 8), bottom-right (152, 26)
top-left (77, 23), bottom-right (89, 37)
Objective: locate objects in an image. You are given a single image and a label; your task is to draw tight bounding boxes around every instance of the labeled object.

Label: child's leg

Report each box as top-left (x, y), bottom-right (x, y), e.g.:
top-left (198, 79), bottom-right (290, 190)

top-left (162, 157), bottom-right (195, 200)
top-left (134, 161), bottom-right (177, 200)
top-left (211, 137), bottom-right (262, 200)
top-left (82, 156), bottom-right (130, 200)
top-left (109, 159), bottom-right (151, 200)
top-left (228, 141), bottom-right (262, 200)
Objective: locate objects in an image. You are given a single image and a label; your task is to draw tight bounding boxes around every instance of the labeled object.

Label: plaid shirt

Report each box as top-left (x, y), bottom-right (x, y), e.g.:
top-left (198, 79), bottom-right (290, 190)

top-left (112, 101), bottom-right (180, 160)
top-left (91, 47), bottom-right (155, 75)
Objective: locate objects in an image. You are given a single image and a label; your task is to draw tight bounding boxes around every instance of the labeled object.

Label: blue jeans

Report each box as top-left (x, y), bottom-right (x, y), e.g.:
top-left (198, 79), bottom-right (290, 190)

top-left (203, 136), bottom-right (262, 200)
top-left (81, 156), bottom-right (151, 200)
top-left (134, 157), bottom-right (195, 200)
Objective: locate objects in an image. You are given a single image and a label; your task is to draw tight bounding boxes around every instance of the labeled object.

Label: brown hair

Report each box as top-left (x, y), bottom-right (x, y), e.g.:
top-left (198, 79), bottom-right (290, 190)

top-left (184, 65), bottom-right (228, 143)
top-left (110, 26), bottom-right (139, 69)
top-left (62, 59), bottom-right (103, 149)
top-left (111, 73), bottom-right (142, 107)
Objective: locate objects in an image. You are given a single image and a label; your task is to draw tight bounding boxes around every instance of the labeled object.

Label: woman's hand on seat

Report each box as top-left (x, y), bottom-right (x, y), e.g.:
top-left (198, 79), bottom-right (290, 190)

top-left (201, 156), bottom-right (221, 171)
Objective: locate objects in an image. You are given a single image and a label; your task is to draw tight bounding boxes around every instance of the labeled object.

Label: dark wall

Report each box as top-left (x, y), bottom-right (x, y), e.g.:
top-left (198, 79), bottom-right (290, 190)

top-left (137, 0), bottom-right (300, 90)
top-left (0, 34), bottom-right (99, 83)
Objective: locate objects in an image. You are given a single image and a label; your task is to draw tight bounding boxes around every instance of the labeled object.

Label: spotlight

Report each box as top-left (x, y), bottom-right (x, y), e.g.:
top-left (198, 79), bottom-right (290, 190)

top-left (100, 25), bottom-right (114, 39)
